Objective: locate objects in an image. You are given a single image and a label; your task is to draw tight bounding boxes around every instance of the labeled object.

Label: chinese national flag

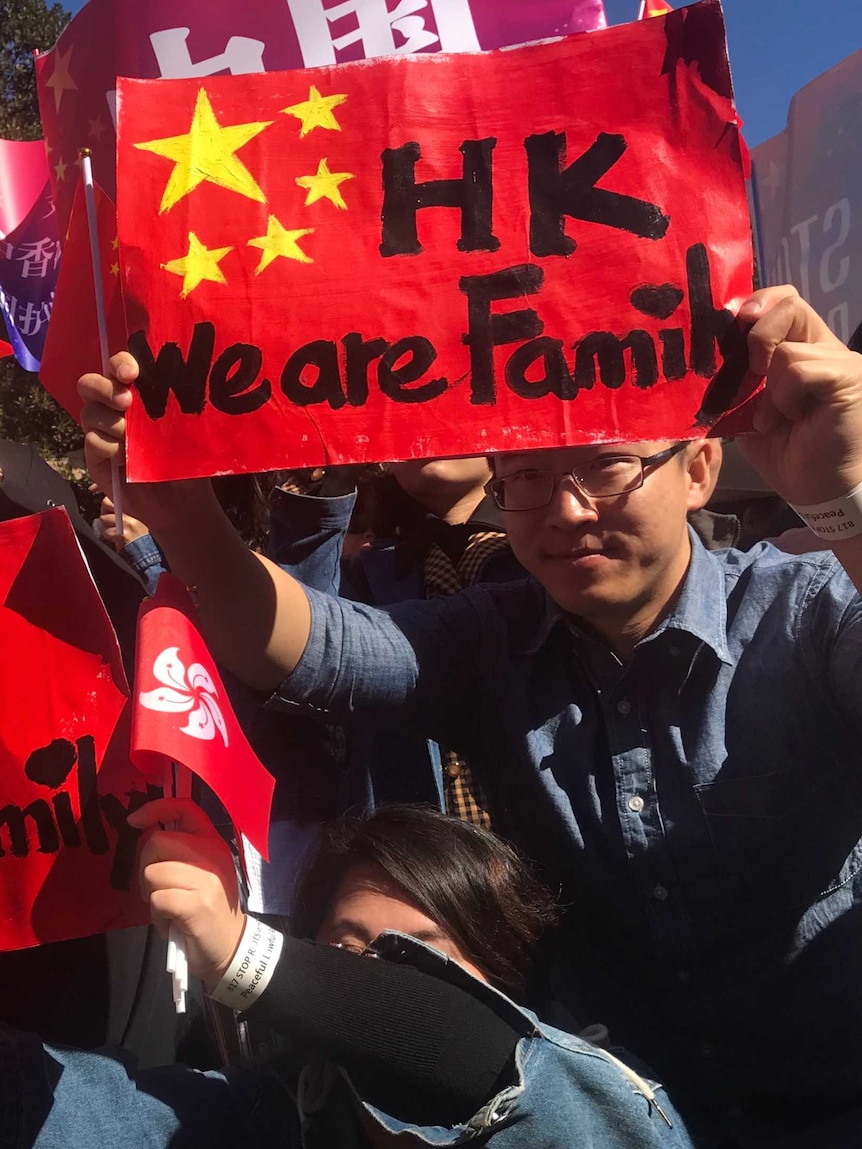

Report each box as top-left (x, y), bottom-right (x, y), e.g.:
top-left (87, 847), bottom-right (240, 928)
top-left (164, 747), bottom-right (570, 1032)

top-left (0, 508), bottom-right (151, 952)
top-left (131, 574), bottom-right (275, 858)
top-left (39, 177), bottom-right (127, 419)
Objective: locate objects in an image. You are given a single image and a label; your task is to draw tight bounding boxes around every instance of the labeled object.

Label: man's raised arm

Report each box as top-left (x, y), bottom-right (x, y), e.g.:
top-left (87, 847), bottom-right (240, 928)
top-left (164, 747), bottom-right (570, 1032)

top-left (79, 352), bottom-right (311, 691)
top-left (739, 288), bottom-right (862, 596)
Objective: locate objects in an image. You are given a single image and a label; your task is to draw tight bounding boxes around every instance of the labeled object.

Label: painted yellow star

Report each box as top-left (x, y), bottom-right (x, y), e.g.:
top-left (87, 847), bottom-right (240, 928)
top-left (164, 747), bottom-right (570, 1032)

top-left (162, 232), bottom-right (232, 298)
top-left (111, 235), bottom-right (119, 250)
top-left (282, 86), bottom-right (347, 137)
top-left (45, 45), bottom-right (77, 112)
top-left (296, 158), bottom-right (354, 210)
top-left (248, 216), bottom-right (314, 274)
top-left (135, 88), bottom-right (272, 214)
top-left (109, 262), bottom-right (120, 277)
top-left (54, 158), bottom-right (68, 182)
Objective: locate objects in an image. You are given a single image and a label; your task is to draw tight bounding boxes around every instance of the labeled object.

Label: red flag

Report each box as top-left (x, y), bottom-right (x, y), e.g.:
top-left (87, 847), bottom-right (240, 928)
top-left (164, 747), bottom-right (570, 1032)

top-left (0, 508), bottom-right (152, 952)
top-left (38, 177), bottom-right (127, 418)
top-left (117, 3), bottom-right (755, 483)
top-left (131, 574), bottom-right (275, 857)
top-left (35, 0), bottom-right (607, 238)
top-left (0, 339), bottom-right (12, 358)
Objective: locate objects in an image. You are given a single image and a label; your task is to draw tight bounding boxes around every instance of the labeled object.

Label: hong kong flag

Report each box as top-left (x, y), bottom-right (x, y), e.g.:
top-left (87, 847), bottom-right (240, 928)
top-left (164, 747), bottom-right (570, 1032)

top-left (131, 574), bottom-right (275, 857)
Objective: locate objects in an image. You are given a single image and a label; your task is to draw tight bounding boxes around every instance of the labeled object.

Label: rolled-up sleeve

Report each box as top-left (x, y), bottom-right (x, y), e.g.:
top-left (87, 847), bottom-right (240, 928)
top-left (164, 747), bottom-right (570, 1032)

top-left (271, 585), bottom-right (492, 745)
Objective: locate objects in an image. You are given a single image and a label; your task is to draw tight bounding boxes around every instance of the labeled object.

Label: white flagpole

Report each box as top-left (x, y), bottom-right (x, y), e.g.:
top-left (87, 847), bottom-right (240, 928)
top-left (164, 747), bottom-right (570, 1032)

top-left (165, 760), bottom-right (192, 1014)
top-left (637, 1), bottom-right (647, 17)
top-left (78, 148), bottom-right (124, 539)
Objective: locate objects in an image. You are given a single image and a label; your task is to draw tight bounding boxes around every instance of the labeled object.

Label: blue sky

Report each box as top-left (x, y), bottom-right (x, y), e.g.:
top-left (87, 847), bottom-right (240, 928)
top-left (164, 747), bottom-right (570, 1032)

top-left (63, 0), bottom-right (862, 147)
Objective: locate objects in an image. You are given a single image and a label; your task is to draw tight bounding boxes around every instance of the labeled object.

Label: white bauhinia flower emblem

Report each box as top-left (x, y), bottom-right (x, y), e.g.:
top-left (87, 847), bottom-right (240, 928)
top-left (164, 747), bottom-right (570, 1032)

top-left (139, 646), bottom-right (229, 746)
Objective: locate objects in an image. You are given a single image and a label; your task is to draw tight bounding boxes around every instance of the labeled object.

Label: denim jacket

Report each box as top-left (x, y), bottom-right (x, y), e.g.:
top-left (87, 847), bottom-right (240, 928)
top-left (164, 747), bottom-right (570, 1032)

top-left (0, 935), bottom-right (695, 1149)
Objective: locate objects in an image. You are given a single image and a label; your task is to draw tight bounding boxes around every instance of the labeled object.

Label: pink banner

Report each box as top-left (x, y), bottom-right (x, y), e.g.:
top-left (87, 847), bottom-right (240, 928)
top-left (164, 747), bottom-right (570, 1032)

top-left (0, 139), bottom-right (50, 238)
top-left (36, 0), bottom-right (606, 233)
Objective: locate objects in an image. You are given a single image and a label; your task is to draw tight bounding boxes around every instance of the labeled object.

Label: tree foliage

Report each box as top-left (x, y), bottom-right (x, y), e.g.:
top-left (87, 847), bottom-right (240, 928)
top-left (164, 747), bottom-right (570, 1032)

top-left (0, 0), bottom-right (69, 140)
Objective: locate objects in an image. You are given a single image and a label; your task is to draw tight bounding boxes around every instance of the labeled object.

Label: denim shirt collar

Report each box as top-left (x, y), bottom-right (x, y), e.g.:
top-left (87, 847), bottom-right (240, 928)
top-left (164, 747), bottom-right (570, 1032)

top-left (639, 527), bottom-right (733, 666)
top-left (518, 527), bottom-right (733, 667)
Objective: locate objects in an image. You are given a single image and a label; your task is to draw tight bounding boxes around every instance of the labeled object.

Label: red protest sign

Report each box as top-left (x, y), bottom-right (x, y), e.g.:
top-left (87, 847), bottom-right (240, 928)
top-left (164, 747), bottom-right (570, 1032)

top-left (117, 0), bottom-right (754, 482)
top-left (0, 509), bottom-right (153, 953)
top-left (131, 574), bottom-right (275, 858)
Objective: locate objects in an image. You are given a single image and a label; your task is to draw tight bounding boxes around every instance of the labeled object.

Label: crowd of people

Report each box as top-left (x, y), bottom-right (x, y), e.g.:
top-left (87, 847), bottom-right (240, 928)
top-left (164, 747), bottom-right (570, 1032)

top-left (2, 283), bottom-right (862, 1149)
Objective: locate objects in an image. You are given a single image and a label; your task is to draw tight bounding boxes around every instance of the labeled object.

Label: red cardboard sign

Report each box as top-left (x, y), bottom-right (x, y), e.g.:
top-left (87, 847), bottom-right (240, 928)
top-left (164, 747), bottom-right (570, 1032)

top-left (0, 510), bottom-right (152, 952)
top-left (118, 0), bottom-right (754, 482)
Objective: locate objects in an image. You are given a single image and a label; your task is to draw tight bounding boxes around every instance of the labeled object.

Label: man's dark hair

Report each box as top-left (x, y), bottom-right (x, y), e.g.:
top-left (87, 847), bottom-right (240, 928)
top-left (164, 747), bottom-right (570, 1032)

top-left (291, 805), bottom-right (557, 992)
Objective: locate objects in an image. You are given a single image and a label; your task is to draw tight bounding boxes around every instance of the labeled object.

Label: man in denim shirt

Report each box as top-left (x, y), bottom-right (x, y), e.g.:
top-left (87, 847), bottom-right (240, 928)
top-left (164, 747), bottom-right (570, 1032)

top-left (80, 288), bottom-right (862, 1146)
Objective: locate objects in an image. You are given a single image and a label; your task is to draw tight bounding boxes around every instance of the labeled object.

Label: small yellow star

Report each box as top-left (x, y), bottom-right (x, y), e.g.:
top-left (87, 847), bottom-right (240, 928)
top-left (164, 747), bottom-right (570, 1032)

top-left (109, 262), bottom-right (119, 276)
top-left (248, 216), bottom-right (314, 274)
top-left (54, 157), bottom-right (68, 182)
top-left (282, 86), bottom-right (347, 137)
top-left (135, 88), bottom-right (272, 214)
top-left (162, 232), bottom-right (232, 298)
top-left (45, 45), bottom-right (77, 112)
top-left (296, 158), bottom-right (354, 210)
top-left (111, 235), bottom-right (119, 250)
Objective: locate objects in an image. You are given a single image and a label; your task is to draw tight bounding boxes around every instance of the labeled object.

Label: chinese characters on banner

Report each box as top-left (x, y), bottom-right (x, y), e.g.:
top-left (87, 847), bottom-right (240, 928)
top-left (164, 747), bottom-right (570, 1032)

top-left (0, 509), bottom-right (152, 953)
top-left (35, 0), bottom-right (607, 234)
top-left (751, 48), bottom-right (861, 346)
top-left (0, 139), bottom-right (60, 371)
top-left (117, 0), bottom-right (754, 483)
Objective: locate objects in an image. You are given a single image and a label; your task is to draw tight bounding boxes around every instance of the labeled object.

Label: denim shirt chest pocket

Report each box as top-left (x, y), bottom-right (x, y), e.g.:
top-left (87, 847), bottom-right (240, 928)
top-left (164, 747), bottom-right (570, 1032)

top-left (691, 741), bottom-right (862, 917)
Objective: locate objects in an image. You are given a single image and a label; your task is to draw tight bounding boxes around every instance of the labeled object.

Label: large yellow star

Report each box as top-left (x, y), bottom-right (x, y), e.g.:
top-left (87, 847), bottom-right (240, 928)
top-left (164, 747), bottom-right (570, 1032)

top-left (282, 86), bottom-right (347, 137)
top-left (45, 46), bottom-right (77, 112)
top-left (162, 232), bottom-right (232, 298)
top-left (248, 216), bottom-right (314, 274)
top-left (135, 88), bottom-right (272, 214)
top-left (296, 158), bottom-right (354, 211)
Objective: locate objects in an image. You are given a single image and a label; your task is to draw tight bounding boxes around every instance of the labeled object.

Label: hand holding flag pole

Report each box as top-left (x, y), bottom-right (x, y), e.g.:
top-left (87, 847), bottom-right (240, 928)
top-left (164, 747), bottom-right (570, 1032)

top-left (78, 148), bottom-right (124, 538)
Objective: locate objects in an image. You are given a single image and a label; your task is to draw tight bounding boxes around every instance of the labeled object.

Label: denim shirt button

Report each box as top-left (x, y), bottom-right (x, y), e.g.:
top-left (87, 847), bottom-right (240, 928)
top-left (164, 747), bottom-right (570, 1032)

top-left (652, 884), bottom-right (669, 901)
top-left (616, 698), bottom-right (632, 716)
top-left (628, 795), bottom-right (644, 812)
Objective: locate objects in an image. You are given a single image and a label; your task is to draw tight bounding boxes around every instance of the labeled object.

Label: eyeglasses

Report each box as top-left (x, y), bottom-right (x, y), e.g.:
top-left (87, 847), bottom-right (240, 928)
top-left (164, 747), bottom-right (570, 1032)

top-left (328, 941), bottom-right (379, 958)
top-left (488, 442), bottom-right (688, 512)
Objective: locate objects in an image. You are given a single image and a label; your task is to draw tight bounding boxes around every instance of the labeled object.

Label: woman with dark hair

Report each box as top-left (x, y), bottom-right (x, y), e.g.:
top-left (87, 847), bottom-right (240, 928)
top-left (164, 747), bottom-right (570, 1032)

top-left (291, 803), bottom-right (555, 993)
top-left (2, 803), bottom-right (696, 1149)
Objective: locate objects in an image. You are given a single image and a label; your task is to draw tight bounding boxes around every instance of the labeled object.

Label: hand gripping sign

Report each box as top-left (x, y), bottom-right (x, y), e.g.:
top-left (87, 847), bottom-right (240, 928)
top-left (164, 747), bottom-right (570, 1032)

top-left (116, 0), bottom-right (755, 482)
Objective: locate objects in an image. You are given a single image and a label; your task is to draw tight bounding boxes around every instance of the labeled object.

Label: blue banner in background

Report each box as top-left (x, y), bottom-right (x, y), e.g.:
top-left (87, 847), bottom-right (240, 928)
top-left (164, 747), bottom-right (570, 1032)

top-left (0, 181), bottom-right (60, 372)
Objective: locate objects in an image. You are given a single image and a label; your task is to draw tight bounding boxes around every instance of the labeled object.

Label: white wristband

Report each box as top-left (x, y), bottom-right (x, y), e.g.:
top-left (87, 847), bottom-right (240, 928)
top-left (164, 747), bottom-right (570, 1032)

top-left (209, 915), bottom-right (284, 1011)
top-left (790, 480), bottom-right (862, 541)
